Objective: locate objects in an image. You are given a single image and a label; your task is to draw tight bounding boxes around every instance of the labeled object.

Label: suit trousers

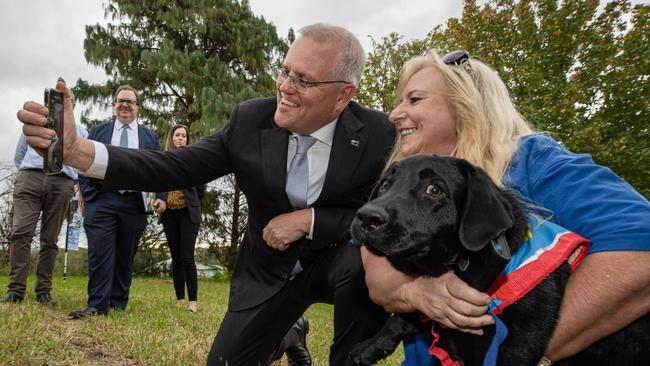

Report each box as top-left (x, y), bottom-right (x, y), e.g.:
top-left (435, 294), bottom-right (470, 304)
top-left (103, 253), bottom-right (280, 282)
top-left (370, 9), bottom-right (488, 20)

top-left (83, 192), bottom-right (146, 312)
top-left (206, 244), bottom-right (389, 366)
top-left (7, 170), bottom-right (74, 296)
top-left (161, 207), bottom-right (200, 301)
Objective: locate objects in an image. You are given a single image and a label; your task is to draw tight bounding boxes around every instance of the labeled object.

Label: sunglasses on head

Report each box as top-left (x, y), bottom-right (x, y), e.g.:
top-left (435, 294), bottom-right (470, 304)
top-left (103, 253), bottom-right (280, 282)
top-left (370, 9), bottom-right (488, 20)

top-left (441, 49), bottom-right (476, 83)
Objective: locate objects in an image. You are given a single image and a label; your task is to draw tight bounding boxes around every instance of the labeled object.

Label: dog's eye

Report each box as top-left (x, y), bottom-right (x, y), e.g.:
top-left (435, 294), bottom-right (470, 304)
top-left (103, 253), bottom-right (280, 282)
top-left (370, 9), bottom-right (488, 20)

top-left (378, 180), bottom-right (389, 193)
top-left (425, 184), bottom-right (442, 197)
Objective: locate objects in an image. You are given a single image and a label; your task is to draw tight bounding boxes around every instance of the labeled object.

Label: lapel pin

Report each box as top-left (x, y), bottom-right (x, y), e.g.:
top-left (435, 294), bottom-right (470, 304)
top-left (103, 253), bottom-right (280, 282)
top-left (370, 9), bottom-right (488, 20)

top-left (350, 139), bottom-right (360, 147)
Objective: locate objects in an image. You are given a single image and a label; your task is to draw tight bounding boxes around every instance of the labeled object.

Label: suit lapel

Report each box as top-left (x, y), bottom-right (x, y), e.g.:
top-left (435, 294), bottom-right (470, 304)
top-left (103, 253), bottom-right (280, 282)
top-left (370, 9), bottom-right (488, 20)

top-left (316, 107), bottom-right (367, 204)
top-left (137, 124), bottom-right (147, 149)
top-left (261, 125), bottom-right (290, 201)
top-left (97, 122), bottom-right (115, 144)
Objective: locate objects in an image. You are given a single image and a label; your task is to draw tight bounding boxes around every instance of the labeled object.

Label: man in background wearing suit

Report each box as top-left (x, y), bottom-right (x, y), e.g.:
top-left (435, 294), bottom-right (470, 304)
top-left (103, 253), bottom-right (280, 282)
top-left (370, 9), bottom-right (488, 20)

top-left (17, 24), bottom-right (395, 365)
top-left (70, 85), bottom-right (167, 319)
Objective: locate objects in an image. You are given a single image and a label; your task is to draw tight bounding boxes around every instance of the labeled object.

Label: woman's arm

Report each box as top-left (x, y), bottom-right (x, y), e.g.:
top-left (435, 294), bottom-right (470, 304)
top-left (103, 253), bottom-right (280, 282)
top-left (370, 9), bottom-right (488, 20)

top-left (510, 136), bottom-right (650, 360)
top-left (361, 246), bottom-right (494, 334)
top-left (545, 250), bottom-right (650, 360)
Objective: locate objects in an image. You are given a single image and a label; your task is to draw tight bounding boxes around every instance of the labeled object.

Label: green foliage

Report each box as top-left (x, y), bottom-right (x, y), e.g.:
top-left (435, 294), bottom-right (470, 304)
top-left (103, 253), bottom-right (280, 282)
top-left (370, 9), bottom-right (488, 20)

top-left (356, 33), bottom-right (430, 111)
top-left (359, 0), bottom-right (649, 197)
top-left (74, 0), bottom-right (288, 139)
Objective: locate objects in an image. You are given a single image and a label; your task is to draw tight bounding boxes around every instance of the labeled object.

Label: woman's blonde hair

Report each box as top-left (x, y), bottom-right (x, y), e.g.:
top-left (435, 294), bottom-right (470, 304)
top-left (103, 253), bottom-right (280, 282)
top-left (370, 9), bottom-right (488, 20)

top-left (386, 50), bottom-right (534, 185)
top-left (165, 124), bottom-right (191, 151)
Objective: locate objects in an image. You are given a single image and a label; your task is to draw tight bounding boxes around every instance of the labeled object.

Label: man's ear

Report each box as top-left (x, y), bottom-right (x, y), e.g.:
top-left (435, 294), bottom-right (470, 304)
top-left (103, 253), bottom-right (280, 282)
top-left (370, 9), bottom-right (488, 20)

top-left (458, 160), bottom-right (514, 252)
top-left (334, 84), bottom-right (357, 113)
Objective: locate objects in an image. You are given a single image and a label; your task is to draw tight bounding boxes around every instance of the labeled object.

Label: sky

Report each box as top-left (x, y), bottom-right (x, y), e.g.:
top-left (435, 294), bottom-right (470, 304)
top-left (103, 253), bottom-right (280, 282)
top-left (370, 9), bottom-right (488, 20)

top-left (0, 0), bottom-right (465, 164)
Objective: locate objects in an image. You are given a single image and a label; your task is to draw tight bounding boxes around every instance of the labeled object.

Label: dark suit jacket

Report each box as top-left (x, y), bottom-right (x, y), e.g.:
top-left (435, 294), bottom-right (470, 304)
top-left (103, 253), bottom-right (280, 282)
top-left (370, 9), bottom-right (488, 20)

top-left (79, 121), bottom-right (167, 204)
top-left (94, 98), bottom-right (395, 310)
top-left (181, 184), bottom-right (205, 224)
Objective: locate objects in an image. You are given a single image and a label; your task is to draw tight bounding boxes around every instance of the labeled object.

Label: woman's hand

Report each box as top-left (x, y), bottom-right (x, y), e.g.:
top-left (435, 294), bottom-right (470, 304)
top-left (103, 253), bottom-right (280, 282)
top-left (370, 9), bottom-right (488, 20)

top-left (153, 199), bottom-right (166, 214)
top-left (361, 246), bottom-right (494, 335)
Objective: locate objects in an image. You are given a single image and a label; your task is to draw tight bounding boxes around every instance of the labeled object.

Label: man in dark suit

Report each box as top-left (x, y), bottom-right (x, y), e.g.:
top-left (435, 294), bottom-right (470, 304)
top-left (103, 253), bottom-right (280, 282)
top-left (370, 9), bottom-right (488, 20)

top-left (17, 24), bottom-right (395, 365)
top-left (70, 85), bottom-right (167, 319)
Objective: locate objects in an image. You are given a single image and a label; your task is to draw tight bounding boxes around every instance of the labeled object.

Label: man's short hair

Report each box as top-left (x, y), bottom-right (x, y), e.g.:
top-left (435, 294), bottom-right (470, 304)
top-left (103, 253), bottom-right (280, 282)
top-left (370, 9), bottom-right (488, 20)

top-left (114, 84), bottom-right (140, 104)
top-left (297, 23), bottom-right (366, 86)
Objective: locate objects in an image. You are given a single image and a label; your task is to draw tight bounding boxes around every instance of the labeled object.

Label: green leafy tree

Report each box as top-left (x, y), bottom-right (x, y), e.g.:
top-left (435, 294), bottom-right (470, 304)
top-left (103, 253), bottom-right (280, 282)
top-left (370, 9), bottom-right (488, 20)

top-left (356, 33), bottom-right (430, 111)
top-left (359, 0), bottom-right (649, 197)
top-left (73, 0), bottom-right (289, 270)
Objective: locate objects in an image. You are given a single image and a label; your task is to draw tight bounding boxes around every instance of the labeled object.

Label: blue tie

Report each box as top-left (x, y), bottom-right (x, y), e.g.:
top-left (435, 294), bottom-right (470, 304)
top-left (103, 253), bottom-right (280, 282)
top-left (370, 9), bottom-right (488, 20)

top-left (118, 125), bottom-right (129, 194)
top-left (286, 135), bottom-right (316, 209)
top-left (120, 125), bottom-right (129, 147)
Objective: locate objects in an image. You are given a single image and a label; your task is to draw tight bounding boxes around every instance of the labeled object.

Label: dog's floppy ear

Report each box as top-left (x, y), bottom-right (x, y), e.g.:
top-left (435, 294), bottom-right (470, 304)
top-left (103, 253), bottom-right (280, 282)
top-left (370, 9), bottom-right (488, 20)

top-left (458, 160), bottom-right (514, 252)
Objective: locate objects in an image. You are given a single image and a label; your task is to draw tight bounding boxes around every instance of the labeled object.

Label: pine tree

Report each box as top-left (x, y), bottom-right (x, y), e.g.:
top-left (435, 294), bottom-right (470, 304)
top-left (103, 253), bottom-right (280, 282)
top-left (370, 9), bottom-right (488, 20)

top-left (74, 0), bottom-right (287, 137)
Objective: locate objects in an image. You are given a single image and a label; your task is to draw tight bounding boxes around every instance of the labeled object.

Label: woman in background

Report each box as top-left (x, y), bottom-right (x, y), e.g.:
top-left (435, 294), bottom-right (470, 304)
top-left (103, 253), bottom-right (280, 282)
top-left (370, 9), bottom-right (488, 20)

top-left (160, 124), bottom-right (205, 312)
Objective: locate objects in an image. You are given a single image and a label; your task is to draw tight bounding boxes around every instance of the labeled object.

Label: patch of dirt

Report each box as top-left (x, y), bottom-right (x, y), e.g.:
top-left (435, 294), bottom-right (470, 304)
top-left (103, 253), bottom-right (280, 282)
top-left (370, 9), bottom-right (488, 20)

top-left (49, 311), bottom-right (139, 366)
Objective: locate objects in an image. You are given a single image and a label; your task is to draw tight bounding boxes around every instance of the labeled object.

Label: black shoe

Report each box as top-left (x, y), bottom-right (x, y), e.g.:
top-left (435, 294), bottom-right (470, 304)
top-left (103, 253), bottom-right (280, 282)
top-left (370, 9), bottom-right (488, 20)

top-left (285, 315), bottom-right (312, 366)
top-left (36, 293), bottom-right (56, 306)
top-left (0, 292), bottom-right (23, 304)
top-left (267, 315), bottom-right (312, 365)
top-left (68, 306), bottom-right (108, 319)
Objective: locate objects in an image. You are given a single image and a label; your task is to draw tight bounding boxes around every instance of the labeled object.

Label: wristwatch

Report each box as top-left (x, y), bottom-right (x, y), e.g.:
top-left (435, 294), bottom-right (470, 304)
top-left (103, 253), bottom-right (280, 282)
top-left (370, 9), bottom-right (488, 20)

top-left (538, 356), bottom-right (553, 366)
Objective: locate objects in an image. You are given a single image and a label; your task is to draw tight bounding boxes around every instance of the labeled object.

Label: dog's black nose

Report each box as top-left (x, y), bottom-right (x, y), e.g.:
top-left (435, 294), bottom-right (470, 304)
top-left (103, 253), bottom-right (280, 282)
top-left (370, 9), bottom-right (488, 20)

top-left (356, 204), bottom-right (388, 233)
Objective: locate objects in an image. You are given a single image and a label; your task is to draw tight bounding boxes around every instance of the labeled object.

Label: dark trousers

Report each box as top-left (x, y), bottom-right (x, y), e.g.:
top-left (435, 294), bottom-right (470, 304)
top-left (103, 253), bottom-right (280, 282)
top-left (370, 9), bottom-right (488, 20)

top-left (206, 244), bottom-right (388, 366)
top-left (161, 207), bottom-right (199, 301)
top-left (83, 192), bottom-right (146, 312)
top-left (7, 170), bottom-right (74, 296)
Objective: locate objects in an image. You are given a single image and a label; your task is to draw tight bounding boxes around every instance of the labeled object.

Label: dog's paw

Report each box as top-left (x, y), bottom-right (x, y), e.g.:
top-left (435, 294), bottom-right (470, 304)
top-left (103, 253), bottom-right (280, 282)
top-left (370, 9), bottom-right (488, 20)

top-left (349, 340), bottom-right (391, 366)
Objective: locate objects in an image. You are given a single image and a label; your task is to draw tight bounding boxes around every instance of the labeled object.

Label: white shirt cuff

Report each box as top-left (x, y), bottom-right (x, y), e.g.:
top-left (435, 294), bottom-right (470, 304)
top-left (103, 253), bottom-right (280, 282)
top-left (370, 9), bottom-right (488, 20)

top-left (81, 141), bottom-right (108, 179)
top-left (306, 207), bottom-right (315, 240)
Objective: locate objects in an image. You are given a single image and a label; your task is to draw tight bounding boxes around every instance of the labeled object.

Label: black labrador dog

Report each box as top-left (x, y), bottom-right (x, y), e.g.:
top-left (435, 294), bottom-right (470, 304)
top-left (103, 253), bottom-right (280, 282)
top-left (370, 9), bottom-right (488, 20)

top-left (349, 155), bottom-right (649, 366)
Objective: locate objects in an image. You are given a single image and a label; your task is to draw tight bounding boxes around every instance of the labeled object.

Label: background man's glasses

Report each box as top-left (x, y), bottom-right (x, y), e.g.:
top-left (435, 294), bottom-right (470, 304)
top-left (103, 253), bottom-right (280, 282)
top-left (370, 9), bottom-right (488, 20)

top-left (115, 99), bottom-right (137, 106)
top-left (270, 66), bottom-right (349, 94)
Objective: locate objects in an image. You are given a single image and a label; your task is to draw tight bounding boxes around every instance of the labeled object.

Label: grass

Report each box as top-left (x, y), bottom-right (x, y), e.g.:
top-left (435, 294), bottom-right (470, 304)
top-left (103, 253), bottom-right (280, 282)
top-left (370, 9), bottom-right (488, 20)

top-left (0, 275), bottom-right (403, 365)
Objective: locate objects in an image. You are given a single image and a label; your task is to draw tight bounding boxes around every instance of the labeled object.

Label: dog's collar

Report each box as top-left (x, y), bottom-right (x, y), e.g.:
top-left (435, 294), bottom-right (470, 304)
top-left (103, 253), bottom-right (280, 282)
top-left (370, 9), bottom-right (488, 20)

top-left (456, 234), bottom-right (511, 274)
top-left (491, 234), bottom-right (512, 260)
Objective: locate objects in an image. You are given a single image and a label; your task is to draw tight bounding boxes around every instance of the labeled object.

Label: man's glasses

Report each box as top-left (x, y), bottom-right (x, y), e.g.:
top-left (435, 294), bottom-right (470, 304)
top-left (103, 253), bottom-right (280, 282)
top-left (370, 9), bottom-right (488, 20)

top-left (115, 99), bottom-right (138, 106)
top-left (442, 49), bottom-right (476, 83)
top-left (270, 66), bottom-right (350, 94)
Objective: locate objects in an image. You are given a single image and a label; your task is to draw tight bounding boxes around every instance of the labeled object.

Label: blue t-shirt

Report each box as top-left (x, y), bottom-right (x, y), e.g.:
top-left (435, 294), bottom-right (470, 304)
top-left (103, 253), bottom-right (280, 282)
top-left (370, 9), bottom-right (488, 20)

top-left (504, 134), bottom-right (650, 253)
top-left (403, 134), bottom-right (650, 365)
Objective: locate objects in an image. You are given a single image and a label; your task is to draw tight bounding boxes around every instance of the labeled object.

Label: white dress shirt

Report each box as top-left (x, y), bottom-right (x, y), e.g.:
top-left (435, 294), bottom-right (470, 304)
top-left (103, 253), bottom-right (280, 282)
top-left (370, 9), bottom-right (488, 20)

top-left (111, 120), bottom-right (140, 149)
top-left (286, 118), bottom-right (337, 239)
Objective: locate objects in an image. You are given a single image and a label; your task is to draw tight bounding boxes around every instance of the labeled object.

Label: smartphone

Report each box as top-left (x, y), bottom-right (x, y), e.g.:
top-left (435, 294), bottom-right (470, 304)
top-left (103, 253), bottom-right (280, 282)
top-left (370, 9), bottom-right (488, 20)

top-left (43, 88), bottom-right (64, 175)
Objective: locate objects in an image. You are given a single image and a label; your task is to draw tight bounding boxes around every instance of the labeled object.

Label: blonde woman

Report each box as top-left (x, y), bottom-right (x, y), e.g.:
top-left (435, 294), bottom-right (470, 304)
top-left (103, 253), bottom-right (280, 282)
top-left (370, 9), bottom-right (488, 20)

top-left (362, 50), bottom-right (650, 364)
top-left (160, 124), bottom-right (205, 312)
